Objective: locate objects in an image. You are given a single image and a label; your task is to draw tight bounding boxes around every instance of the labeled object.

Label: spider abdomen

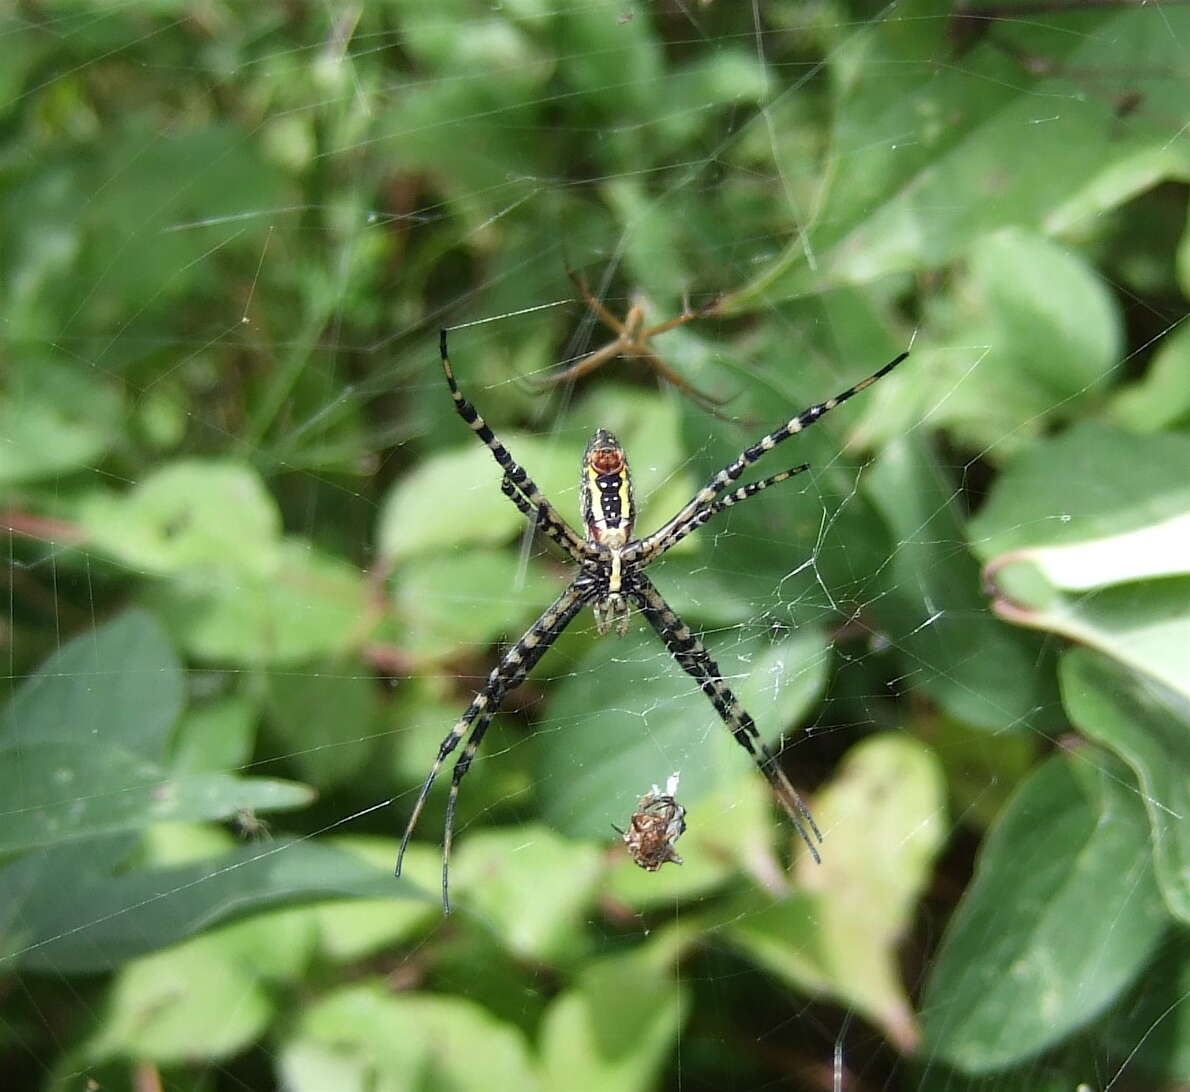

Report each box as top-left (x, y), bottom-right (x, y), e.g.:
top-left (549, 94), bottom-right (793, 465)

top-left (582, 428), bottom-right (635, 546)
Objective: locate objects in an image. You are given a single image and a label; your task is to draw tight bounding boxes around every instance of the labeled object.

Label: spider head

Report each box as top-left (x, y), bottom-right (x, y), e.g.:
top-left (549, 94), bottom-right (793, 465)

top-left (581, 429), bottom-right (635, 546)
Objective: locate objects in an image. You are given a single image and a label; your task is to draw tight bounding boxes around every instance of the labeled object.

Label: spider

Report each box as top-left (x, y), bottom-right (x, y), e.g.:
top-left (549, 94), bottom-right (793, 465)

top-left (620, 776), bottom-right (688, 871)
top-left (529, 269), bottom-right (728, 414)
top-left (395, 328), bottom-right (909, 911)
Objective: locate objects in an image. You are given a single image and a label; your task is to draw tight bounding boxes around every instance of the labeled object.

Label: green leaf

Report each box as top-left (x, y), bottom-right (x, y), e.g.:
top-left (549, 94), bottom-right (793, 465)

top-left (78, 459), bottom-right (281, 577)
top-left (727, 734), bottom-right (946, 1051)
top-left (919, 230), bottom-right (1121, 454)
top-left (865, 433), bottom-right (1052, 729)
top-left (537, 621), bottom-right (830, 839)
top-left (393, 550), bottom-right (565, 664)
top-left (553, 0), bottom-right (662, 122)
top-left (2, 839), bottom-right (406, 973)
top-left (153, 537), bottom-right (369, 665)
top-left (0, 360), bottom-right (122, 484)
top-left (539, 927), bottom-right (692, 1092)
top-left (729, 0), bottom-right (1190, 302)
top-left (1061, 649), bottom-right (1190, 923)
top-left (0, 742), bottom-right (311, 853)
top-left (310, 840), bottom-right (440, 963)
top-left (914, 713), bottom-right (1038, 830)
top-left (1102, 933), bottom-right (1190, 1080)
top-left (172, 694), bottom-right (257, 774)
top-left (452, 824), bottom-right (603, 961)
top-left (1110, 319), bottom-right (1190, 433)
top-left (87, 932), bottom-right (275, 1065)
top-left (279, 984), bottom-right (541, 1092)
top-left (266, 665), bottom-right (380, 790)
top-left (0, 609), bottom-right (183, 760)
top-left (921, 752), bottom-right (1168, 1072)
top-left (992, 576), bottom-right (1190, 704)
top-left (971, 423), bottom-right (1190, 700)
top-left (969, 423), bottom-right (1190, 558)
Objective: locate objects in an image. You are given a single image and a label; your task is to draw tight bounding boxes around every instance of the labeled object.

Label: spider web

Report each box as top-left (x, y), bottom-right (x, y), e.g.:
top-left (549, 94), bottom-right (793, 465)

top-left (3, 2), bottom-right (1189, 1090)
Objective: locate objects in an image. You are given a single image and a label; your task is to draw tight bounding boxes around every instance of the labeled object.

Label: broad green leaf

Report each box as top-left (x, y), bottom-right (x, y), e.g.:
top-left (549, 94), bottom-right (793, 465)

top-left (553, 0), bottom-right (662, 123)
top-left (266, 665), bottom-right (380, 790)
top-left (539, 926), bottom-right (692, 1092)
top-left (1061, 649), bottom-right (1190, 923)
top-left (990, 512), bottom-right (1190, 593)
top-left (279, 984), bottom-right (541, 1092)
top-left (728, 0), bottom-right (1190, 302)
top-left (990, 577), bottom-right (1190, 703)
top-left (971, 424), bottom-right (1190, 699)
top-left (393, 549), bottom-right (565, 664)
top-left (371, 83), bottom-right (546, 238)
top-left (969, 424), bottom-right (1190, 558)
top-left (153, 537), bottom-right (369, 665)
top-left (913, 713), bottom-right (1038, 830)
top-left (87, 932), bottom-right (275, 1065)
top-left (918, 230), bottom-right (1120, 454)
top-left (392, 2), bottom-right (545, 80)
top-left (451, 824), bottom-right (602, 960)
top-left (0, 741), bottom-right (311, 853)
top-left (921, 752), bottom-right (1168, 1072)
top-left (172, 694), bottom-right (257, 774)
top-left (1, 839), bottom-right (406, 973)
top-left (78, 460), bottom-right (281, 577)
top-left (537, 621), bottom-right (830, 839)
top-left (1103, 933), bottom-right (1190, 1080)
top-left (1110, 319), bottom-right (1190, 433)
top-left (310, 841), bottom-right (440, 962)
top-left (0, 360), bottom-right (122, 484)
top-left (865, 433), bottom-right (1051, 729)
top-left (0, 608), bottom-right (183, 760)
top-left (727, 735), bottom-right (946, 1051)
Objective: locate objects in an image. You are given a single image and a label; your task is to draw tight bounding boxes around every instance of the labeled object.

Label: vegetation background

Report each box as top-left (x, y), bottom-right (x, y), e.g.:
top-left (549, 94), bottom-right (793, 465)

top-left (2, 2), bottom-right (1189, 1089)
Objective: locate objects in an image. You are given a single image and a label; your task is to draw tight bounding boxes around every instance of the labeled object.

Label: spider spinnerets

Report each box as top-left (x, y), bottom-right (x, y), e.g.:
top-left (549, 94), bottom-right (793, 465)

top-left (395, 328), bottom-right (909, 912)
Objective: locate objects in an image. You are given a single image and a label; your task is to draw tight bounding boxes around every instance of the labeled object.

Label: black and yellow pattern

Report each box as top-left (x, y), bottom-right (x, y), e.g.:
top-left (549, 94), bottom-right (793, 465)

top-left (397, 329), bottom-right (909, 911)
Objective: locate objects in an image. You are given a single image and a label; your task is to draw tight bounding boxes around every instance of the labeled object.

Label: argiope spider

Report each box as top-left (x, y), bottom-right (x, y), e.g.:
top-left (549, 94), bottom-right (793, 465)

top-left (529, 270), bottom-right (727, 413)
top-left (395, 328), bottom-right (909, 911)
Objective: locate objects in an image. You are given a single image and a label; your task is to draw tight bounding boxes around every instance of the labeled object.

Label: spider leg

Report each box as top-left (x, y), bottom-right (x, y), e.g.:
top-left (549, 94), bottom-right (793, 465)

top-left (629, 575), bottom-right (823, 860)
top-left (440, 329), bottom-right (589, 560)
top-left (630, 351), bottom-right (909, 563)
top-left (395, 580), bottom-right (592, 912)
top-left (527, 339), bottom-right (626, 388)
top-left (639, 292), bottom-right (721, 338)
top-left (567, 267), bottom-right (628, 336)
top-left (501, 477), bottom-right (587, 564)
top-left (631, 346), bottom-right (733, 414)
top-left (636, 464), bottom-right (810, 563)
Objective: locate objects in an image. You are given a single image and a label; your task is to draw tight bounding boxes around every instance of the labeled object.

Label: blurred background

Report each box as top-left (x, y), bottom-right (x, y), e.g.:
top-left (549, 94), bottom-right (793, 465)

top-left (2, 2), bottom-right (1189, 1089)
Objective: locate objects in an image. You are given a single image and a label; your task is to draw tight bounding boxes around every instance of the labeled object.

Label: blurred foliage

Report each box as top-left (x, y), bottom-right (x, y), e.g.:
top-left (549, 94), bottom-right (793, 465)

top-left (2, 1), bottom-right (1189, 1089)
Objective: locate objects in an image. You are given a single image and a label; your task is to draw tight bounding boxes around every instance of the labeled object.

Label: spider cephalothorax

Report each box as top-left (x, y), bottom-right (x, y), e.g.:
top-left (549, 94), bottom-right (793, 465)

top-left (396, 327), bottom-right (909, 911)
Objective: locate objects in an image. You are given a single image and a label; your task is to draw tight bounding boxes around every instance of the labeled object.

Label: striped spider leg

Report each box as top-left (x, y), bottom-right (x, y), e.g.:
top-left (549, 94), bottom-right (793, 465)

top-left (624, 350), bottom-right (909, 566)
top-left (395, 580), bottom-right (592, 912)
top-left (397, 329), bottom-right (908, 911)
top-left (630, 574), bottom-right (822, 857)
